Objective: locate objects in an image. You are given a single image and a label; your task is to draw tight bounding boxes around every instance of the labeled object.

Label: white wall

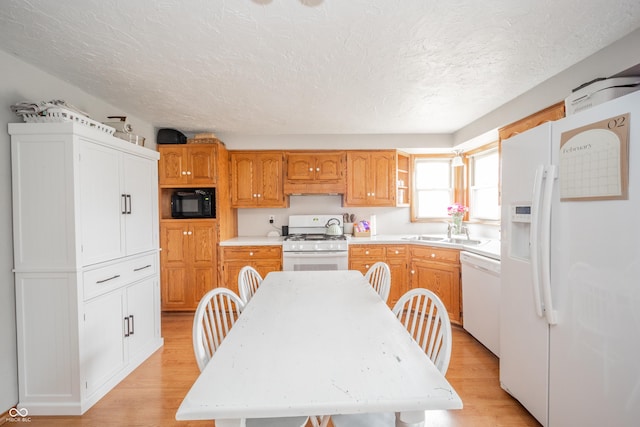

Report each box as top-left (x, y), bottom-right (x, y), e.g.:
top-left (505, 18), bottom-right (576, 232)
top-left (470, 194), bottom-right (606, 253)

top-left (0, 49), bottom-right (155, 413)
top-left (237, 195), bottom-right (500, 239)
top-left (218, 133), bottom-right (454, 151)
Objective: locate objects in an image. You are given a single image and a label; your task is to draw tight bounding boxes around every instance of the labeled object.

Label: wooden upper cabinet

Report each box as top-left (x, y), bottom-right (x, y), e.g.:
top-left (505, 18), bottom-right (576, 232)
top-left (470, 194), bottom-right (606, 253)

top-left (344, 150), bottom-right (396, 207)
top-left (498, 101), bottom-right (565, 141)
top-left (286, 152), bottom-right (344, 181)
top-left (284, 151), bottom-right (346, 194)
top-left (158, 144), bottom-right (217, 186)
top-left (230, 151), bottom-right (287, 208)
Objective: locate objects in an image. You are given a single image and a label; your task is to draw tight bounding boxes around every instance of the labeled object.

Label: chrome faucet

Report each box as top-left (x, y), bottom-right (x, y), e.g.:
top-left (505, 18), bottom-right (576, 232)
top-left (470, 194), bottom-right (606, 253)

top-left (461, 225), bottom-right (471, 240)
top-left (446, 222), bottom-right (471, 240)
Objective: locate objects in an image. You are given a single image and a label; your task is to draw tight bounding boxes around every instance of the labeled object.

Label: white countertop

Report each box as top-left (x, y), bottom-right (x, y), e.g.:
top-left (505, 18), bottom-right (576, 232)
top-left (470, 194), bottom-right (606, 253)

top-left (221, 234), bottom-right (500, 260)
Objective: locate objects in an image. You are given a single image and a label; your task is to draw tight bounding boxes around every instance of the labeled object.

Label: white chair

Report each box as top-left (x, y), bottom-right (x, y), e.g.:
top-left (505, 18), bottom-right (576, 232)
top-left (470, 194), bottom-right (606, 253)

top-left (193, 288), bottom-right (308, 427)
top-left (238, 265), bottom-right (263, 304)
top-left (331, 288), bottom-right (453, 427)
top-left (310, 415), bottom-right (331, 427)
top-left (364, 261), bottom-right (391, 303)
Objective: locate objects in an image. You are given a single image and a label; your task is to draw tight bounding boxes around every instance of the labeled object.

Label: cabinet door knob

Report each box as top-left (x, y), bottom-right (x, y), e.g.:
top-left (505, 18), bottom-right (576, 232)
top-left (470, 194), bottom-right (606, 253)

top-left (365, 264), bottom-right (370, 269)
top-left (257, 194), bottom-right (262, 198)
top-left (365, 250), bottom-right (369, 255)
top-left (316, 167), bottom-right (320, 172)
top-left (395, 250), bottom-right (399, 254)
top-left (249, 252), bottom-right (254, 256)
top-left (253, 194), bottom-right (257, 198)
top-left (182, 171), bottom-right (187, 175)
top-left (187, 231), bottom-right (193, 235)
top-left (183, 231), bottom-right (188, 235)
top-left (186, 171), bottom-right (192, 175)
top-left (431, 253), bottom-right (436, 258)
top-left (309, 167), bottom-right (314, 171)
top-left (411, 270), bottom-right (415, 274)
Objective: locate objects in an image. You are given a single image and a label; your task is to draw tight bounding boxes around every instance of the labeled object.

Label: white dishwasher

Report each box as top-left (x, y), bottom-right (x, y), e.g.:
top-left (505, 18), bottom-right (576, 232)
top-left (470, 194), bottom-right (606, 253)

top-left (460, 251), bottom-right (501, 357)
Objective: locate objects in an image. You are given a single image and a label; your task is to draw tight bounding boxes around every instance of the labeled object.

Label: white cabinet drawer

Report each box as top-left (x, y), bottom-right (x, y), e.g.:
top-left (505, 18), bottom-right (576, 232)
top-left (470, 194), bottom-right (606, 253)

top-left (84, 253), bottom-right (157, 300)
top-left (127, 253), bottom-right (157, 283)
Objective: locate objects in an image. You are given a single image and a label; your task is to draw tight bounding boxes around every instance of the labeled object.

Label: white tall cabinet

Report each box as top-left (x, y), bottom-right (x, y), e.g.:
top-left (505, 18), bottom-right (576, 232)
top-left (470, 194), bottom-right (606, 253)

top-left (9, 122), bottom-right (163, 415)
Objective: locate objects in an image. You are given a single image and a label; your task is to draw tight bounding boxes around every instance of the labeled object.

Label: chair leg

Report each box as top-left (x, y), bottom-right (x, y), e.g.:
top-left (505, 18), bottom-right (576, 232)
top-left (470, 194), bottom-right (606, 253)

top-left (310, 415), bottom-right (331, 427)
top-left (395, 412), bottom-right (424, 427)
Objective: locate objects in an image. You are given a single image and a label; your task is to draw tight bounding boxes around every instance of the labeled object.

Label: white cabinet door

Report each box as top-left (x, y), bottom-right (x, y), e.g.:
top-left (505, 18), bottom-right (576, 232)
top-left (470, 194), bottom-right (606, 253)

top-left (125, 277), bottom-right (158, 362)
top-left (123, 155), bottom-right (157, 256)
top-left (83, 290), bottom-right (126, 396)
top-left (79, 141), bottom-right (125, 265)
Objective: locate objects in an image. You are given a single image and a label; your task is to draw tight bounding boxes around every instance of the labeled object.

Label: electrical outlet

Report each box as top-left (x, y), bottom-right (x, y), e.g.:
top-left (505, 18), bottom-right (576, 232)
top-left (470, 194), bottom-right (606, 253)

top-left (268, 215), bottom-right (275, 224)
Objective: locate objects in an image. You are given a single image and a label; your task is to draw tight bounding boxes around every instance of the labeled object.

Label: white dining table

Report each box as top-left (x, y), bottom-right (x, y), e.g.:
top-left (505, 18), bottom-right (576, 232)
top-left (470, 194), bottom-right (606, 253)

top-left (176, 270), bottom-right (462, 426)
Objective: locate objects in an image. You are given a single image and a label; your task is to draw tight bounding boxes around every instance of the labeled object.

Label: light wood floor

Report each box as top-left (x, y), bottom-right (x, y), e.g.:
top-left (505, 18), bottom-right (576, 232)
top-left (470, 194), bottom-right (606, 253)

top-left (27, 312), bottom-right (540, 427)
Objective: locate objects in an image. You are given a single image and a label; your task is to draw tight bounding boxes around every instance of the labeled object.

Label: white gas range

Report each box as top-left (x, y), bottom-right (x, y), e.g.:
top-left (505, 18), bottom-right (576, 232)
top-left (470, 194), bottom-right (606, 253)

top-left (282, 215), bottom-right (349, 271)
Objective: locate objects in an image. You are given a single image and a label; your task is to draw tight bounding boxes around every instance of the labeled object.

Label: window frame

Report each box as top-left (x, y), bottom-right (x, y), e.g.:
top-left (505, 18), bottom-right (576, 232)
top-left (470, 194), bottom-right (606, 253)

top-left (466, 142), bottom-right (500, 222)
top-left (410, 142), bottom-right (499, 224)
top-left (410, 154), bottom-right (466, 223)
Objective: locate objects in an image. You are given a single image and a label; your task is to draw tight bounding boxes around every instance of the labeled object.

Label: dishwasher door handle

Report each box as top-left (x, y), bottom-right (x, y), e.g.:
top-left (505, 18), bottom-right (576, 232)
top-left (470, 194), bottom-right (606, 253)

top-left (460, 252), bottom-right (500, 275)
top-left (469, 263), bottom-right (497, 275)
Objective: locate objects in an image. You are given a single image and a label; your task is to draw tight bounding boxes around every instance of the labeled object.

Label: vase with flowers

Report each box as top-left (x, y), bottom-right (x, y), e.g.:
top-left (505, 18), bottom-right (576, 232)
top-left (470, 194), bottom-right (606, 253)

top-left (447, 203), bottom-right (468, 235)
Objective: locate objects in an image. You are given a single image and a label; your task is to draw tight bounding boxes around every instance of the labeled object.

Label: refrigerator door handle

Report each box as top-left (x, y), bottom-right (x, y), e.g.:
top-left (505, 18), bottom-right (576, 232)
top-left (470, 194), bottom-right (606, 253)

top-left (540, 165), bottom-right (558, 325)
top-left (529, 165), bottom-right (545, 318)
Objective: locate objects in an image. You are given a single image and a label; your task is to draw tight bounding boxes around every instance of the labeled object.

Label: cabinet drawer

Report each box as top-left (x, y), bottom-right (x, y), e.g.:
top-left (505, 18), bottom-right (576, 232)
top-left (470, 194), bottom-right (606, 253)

top-left (384, 245), bottom-right (407, 258)
top-left (127, 253), bottom-right (158, 283)
top-left (349, 245), bottom-right (385, 258)
top-left (84, 253), bottom-right (158, 300)
top-left (222, 246), bottom-right (282, 260)
top-left (410, 246), bottom-right (459, 263)
top-left (349, 259), bottom-right (378, 272)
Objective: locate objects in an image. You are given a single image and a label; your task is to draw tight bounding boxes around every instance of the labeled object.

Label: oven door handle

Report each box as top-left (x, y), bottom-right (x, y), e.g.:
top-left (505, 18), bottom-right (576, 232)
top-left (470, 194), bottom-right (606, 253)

top-left (285, 251), bottom-right (348, 257)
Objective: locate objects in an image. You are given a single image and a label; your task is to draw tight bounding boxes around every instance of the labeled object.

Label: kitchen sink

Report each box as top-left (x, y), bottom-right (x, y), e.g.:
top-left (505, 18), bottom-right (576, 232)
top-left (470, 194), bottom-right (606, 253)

top-left (402, 235), bottom-right (445, 242)
top-left (417, 235), bottom-right (445, 242)
top-left (443, 238), bottom-right (484, 245)
top-left (402, 235), bottom-right (484, 246)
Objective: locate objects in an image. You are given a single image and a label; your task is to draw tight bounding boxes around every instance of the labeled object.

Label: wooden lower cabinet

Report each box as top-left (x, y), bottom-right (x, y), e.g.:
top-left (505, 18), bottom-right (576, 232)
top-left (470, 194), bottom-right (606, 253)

top-left (219, 246), bottom-right (282, 296)
top-left (409, 246), bottom-right (462, 325)
top-left (349, 243), bottom-right (461, 323)
top-left (349, 244), bottom-right (408, 309)
top-left (385, 245), bottom-right (409, 308)
top-left (160, 220), bottom-right (217, 311)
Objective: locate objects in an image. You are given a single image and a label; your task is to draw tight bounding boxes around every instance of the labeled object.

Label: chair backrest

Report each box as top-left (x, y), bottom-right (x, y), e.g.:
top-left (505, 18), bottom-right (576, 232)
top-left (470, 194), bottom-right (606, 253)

top-left (392, 288), bottom-right (453, 375)
top-left (364, 261), bottom-right (391, 303)
top-left (238, 266), bottom-right (263, 304)
top-left (192, 288), bottom-right (244, 372)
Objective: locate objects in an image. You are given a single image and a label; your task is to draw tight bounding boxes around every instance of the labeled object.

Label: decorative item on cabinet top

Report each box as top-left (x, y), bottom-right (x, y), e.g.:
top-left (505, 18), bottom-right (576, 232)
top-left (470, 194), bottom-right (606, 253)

top-left (11, 99), bottom-right (116, 135)
top-left (187, 132), bottom-right (224, 144)
top-left (104, 116), bottom-right (145, 146)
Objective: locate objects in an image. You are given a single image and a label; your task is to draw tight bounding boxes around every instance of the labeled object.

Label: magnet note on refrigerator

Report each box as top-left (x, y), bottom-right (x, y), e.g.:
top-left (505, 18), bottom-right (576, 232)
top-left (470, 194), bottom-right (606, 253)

top-left (559, 113), bottom-right (629, 201)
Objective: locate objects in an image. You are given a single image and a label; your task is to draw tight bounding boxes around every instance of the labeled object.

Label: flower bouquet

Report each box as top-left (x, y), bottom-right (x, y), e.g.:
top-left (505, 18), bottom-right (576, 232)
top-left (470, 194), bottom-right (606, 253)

top-left (447, 203), bottom-right (468, 234)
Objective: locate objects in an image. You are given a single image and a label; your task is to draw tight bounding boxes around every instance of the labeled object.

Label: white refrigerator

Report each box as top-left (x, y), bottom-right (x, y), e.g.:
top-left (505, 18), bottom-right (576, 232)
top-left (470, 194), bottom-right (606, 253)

top-left (500, 89), bottom-right (640, 427)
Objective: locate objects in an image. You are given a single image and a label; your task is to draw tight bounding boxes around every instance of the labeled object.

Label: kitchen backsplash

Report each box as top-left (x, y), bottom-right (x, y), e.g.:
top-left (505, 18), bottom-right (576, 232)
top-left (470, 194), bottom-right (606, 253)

top-left (236, 195), bottom-right (500, 239)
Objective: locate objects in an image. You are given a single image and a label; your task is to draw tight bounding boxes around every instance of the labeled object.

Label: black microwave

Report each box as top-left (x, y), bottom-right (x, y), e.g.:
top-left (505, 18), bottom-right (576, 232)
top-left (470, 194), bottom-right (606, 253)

top-left (171, 189), bottom-right (215, 218)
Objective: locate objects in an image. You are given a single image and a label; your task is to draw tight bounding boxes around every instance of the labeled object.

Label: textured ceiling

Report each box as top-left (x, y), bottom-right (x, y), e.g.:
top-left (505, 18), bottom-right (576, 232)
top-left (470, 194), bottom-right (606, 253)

top-left (1, 0), bottom-right (640, 135)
